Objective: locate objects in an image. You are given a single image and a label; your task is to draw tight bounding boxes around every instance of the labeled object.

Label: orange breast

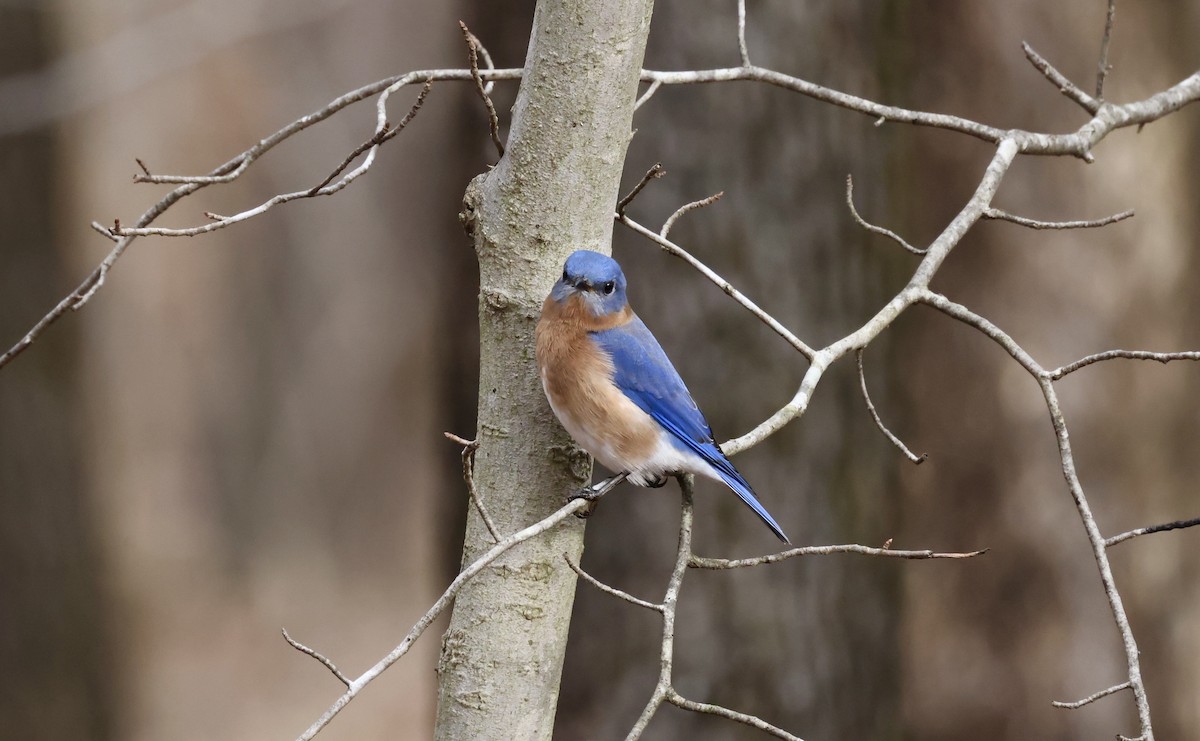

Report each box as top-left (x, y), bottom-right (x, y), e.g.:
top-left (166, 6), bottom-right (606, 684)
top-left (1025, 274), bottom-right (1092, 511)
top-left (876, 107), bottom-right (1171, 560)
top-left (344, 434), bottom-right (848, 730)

top-left (536, 295), bottom-right (659, 469)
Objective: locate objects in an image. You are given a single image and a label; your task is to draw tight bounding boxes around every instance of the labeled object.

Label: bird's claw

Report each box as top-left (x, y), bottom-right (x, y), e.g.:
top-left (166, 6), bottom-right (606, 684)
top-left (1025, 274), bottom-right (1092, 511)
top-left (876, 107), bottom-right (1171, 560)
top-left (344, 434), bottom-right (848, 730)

top-left (566, 474), bottom-right (626, 518)
top-left (567, 487), bottom-right (601, 518)
top-left (644, 474), bottom-right (669, 489)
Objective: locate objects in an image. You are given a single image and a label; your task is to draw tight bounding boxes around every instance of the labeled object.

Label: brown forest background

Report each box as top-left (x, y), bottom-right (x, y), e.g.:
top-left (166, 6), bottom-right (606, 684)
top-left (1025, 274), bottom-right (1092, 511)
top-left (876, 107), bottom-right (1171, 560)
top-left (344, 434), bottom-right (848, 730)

top-left (2, 1), bottom-right (1198, 739)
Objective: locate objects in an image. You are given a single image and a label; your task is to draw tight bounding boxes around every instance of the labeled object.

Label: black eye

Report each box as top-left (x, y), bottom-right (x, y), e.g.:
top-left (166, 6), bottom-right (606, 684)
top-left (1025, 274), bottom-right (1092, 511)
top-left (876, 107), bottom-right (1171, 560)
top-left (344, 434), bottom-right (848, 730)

top-left (602, 281), bottom-right (616, 295)
top-left (562, 270), bottom-right (570, 283)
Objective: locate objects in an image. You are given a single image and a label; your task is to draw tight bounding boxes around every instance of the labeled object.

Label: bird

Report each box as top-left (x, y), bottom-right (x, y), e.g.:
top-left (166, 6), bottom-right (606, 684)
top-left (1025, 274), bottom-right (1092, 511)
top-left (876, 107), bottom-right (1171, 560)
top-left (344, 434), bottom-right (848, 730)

top-left (535, 249), bottom-right (789, 543)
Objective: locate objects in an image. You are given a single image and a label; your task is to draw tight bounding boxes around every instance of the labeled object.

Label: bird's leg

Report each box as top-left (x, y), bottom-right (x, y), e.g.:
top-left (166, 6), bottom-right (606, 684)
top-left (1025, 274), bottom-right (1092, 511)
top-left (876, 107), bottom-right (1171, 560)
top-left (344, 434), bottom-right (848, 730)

top-left (567, 472), bottom-right (629, 518)
top-left (643, 473), bottom-right (669, 488)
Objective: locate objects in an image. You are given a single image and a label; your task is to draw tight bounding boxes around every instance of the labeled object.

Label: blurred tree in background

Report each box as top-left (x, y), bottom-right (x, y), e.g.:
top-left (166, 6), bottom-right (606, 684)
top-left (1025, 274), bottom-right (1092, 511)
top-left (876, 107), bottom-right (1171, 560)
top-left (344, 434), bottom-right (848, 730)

top-left (1, 1), bottom-right (1197, 739)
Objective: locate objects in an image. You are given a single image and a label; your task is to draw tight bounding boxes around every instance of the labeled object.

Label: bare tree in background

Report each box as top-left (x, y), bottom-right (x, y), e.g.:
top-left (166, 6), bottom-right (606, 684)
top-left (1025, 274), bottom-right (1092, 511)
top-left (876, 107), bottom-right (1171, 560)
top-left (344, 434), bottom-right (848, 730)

top-left (3, 1), bottom-right (1200, 740)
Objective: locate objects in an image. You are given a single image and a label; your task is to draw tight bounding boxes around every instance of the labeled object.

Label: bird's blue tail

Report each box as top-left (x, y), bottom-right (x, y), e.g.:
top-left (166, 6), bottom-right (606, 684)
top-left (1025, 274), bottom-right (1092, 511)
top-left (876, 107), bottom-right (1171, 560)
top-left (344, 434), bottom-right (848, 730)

top-left (715, 468), bottom-right (790, 544)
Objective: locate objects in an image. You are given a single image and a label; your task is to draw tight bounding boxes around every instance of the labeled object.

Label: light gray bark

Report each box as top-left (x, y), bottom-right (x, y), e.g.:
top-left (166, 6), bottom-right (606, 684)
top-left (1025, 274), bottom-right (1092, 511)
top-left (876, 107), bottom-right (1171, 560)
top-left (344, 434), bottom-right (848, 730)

top-left (433, 0), bottom-right (655, 738)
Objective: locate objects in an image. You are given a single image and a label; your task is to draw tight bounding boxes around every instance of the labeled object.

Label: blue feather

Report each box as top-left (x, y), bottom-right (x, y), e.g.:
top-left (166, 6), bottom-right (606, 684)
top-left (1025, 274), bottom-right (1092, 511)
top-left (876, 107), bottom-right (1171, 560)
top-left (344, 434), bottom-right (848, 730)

top-left (591, 318), bottom-right (790, 543)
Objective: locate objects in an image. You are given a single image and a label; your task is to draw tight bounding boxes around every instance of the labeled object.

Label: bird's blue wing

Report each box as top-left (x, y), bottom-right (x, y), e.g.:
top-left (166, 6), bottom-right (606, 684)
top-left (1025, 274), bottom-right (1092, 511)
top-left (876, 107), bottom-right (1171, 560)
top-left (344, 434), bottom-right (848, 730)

top-left (591, 317), bottom-right (789, 542)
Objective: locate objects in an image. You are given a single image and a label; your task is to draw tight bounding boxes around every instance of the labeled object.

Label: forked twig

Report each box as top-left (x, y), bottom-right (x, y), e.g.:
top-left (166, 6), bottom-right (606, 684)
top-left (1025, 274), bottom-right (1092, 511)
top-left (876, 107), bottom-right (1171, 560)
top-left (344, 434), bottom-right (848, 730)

top-left (460, 21), bottom-right (504, 157)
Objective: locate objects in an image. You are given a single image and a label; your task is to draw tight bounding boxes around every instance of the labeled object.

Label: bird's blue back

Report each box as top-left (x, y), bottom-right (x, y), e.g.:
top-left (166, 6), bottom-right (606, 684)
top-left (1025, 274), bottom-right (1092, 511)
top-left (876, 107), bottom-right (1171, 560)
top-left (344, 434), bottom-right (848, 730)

top-left (591, 317), bottom-right (789, 542)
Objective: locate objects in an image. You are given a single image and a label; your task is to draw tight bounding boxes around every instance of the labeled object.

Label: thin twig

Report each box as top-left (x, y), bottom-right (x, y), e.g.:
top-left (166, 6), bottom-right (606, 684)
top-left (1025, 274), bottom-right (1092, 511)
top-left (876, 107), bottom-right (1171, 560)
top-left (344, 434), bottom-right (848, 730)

top-left (307, 79), bottom-right (432, 195)
top-left (564, 554), bottom-right (663, 612)
top-left (617, 163), bottom-right (665, 217)
top-left (1053, 681), bottom-right (1131, 709)
top-left (7, 60), bottom-right (1200, 370)
top-left (1105, 516), bottom-right (1200, 548)
top-left (667, 690), bottom-right (805, 741)
top-left (690, 543), bottom-right (985, 570)
top-left (846, 174), bottom-right (924, 255)
top-left (856, 349), bottom-right (927, 464)
top-left (282, 628), bottom-right (351, 688)
top-left (919, 289), bottom-right (1155, 739)
top-left (660, 192), bottom-right (723, 239)
top-left (620, 214), bottom-right (816, 360)
top-left (625, 476), bottom-right (694, 741)
top-left (116, 79), bottom-right (434, 238)
top-left (1021, 42), bottom-right (1101, 114)
top-left (736, 0), bottom-right (751, 67)
top-left (1048, 350), bottom-right (1200, 381)
top-left (634, 79), bottom-right (662, 112)
top-left (1096, 0), bottom-right (1118, 99)
top-left (296, 496), bottom-right (590, 741)
top-left (465, 29), bottom-right (498, 95)
top-left (444, 432), bottom-right (500, 542)
top-left (460, 21), bottom-right (504, 157)
top-left (984, 206), bottom-right (1133, 230)
top-left (720, 140), bottom-right (1021, 457)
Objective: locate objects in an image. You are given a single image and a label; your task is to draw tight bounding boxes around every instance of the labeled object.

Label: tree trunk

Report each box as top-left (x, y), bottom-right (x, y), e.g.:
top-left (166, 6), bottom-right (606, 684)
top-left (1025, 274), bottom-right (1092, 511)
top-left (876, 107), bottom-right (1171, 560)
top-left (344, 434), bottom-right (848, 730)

top-left (433, 0), bottom-right (655, 738)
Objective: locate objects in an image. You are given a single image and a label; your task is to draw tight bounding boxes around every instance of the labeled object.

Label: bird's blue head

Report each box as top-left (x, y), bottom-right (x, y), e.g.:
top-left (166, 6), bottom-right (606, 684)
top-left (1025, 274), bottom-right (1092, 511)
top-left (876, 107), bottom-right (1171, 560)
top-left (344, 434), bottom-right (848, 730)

top-left (550, 250), bottom-right (629, 318)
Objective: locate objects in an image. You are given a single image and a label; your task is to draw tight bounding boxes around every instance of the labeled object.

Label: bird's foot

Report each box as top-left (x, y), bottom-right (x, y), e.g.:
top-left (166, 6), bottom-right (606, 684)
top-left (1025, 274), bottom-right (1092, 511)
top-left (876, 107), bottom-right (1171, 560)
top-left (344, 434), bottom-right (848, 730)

top-left (566, 473), bottom-right (628, 518)
top-left (643, 474), bottom-right (669, 489)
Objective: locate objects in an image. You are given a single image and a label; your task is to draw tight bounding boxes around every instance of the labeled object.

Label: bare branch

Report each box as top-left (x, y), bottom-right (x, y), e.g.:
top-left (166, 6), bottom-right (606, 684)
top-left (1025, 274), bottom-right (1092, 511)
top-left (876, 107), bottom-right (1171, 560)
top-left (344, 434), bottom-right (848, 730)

top-left (308, 79), bottom-right (432, 196)
top-left (620, 214), bottom-right (817, 360)
top-left (857, 349), bottom-right (927, 464)
top-left (736, 0), bottom-right (751, 67)
top-left (917, 289), bottom-right (1155, 738)
top-left (1106, 516), bottom-right (1200, 548)
top-left (463, 28), bottom-right (498, 95)
top-left (667, 690), bottom-right (805, 741)
top-left (1096, 0), bottom-right (1118, 99)
top-left (984, 206), bottom-right (1133, 230)
top-left (846, 174), bottom-right (924, 255)
top-left (625, 476), bottom-right (695, 741)
top-left (460, 21), bottom-right (504, 157)
top-left (444, 432), bottom-right (500, 542)
top-left (564, 554), bottom-right (663, 612)
top-left (115, 81), bottom-right (435, 237)
top-left (617, 162), bottom-right (665, 218)
top-left (660, 191), bottom-right (723, 239)
top-left (282, 628), bottom-right (351, 688)
top-left (634, 79), bottom-right (662, 112)
top-left (690, 543), bottom-right (985, 570)
top-left (1053, 681), bottom-right (1131, 710)
top-left (1048, 350), bottom-right (1200, 381)
top-left (1021, 42), bottom-right (1101, 114)
top-left (297, 496), bottom-right (590, 741)
top-left (722, 140), bottom-right (1020, 457)
top-left (9, 52), bottom-right (1200, 371)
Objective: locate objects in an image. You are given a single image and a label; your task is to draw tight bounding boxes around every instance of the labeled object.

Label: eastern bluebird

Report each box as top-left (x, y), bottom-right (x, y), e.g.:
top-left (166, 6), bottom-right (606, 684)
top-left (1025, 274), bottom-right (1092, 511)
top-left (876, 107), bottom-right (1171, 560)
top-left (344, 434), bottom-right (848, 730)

top-left (535, 249), bottom-right (789, 543)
